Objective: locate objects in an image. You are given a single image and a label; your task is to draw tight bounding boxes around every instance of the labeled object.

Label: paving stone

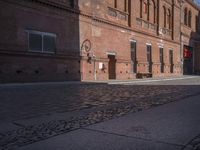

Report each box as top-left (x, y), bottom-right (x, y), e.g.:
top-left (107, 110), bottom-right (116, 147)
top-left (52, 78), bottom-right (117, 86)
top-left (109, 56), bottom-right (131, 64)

top-left (0, 78), bottom-right (200, 149)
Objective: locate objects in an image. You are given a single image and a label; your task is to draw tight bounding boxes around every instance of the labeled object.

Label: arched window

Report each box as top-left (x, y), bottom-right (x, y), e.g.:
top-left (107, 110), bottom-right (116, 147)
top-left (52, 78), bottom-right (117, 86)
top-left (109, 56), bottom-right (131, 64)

top-left (140, 0), bottom-right (143, 18)
top-left (144, 1), bottom-right (148, 14)
top-left (147, 0), bottom-right (150, 21)
top-left (70, 0), bottom-right (74, 7)
top-left (153, 1), bottom-right (156, 23)
top-left (184, 8), bottom-right (188, 25)
top-left (149, 0), bottom-right (156, 23)
top-left (163, 6), bottom-right (166, 28)
top-left (142, 0), bottom-right (148, 20)
top-left (124, 0), bottom-right (127, 12)
top-left (188, 10), bottom-right (192, 28)
top-left (196, 15), bottom-right (199, 32)
top-left (167, 9), bottom-right (171, 29)
top-left (141, 0), bottom-right (155, 22)
top-left (114, 0), bottom-right (117, 8)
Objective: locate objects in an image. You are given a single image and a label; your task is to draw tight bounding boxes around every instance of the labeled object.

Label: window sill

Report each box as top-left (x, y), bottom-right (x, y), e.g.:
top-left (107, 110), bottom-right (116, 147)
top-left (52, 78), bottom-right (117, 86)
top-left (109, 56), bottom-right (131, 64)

top-left (107, 6), bottom-right (129, 21)
top-left (28, 50), bottom-right (55, 54)
top-left (136, 18), bottom-right (158, 31)
top-left (182, 24), bottom-right (192, 30)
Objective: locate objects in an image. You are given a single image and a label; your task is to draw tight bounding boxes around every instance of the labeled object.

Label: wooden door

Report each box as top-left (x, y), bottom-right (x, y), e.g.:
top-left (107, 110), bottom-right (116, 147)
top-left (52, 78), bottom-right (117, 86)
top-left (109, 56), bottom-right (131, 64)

top-left (108, 55), bottom-right (116, 79)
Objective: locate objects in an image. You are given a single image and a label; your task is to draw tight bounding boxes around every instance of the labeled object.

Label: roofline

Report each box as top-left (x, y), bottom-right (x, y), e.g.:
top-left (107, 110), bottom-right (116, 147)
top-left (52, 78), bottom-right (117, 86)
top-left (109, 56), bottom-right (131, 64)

top-left (185, 0), bottom-right (200, 11)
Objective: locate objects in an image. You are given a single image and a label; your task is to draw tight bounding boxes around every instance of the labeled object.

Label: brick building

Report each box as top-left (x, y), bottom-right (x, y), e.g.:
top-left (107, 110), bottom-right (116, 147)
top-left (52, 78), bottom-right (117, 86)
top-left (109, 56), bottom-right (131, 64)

top-left (180, 0), bottom-right (200, 74)
top-left (0, 0), bottom-right (199, 83)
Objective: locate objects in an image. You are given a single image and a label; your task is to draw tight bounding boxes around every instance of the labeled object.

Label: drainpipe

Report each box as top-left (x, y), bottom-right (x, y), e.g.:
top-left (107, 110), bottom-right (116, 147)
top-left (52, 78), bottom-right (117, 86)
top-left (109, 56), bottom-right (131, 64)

top-left (93, 54), bottom-right (96, 80)
top-left (179, 0), bottom-right (184, 74)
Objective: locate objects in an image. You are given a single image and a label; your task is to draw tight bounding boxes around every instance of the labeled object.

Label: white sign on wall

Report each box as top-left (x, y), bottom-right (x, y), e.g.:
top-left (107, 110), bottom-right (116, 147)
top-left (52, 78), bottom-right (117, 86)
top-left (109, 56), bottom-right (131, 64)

top-left (99, 62), bottom-right (103, 69)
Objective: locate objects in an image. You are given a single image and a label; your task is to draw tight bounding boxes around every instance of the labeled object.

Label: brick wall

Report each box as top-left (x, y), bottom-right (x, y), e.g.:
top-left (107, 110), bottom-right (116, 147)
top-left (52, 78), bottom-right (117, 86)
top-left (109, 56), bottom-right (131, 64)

top-left (0, 0), bottom-right (199, 82)
top-left (0, 0), bottom-right (81, 82)
top-left (79, 0), bottom-right (183, 81)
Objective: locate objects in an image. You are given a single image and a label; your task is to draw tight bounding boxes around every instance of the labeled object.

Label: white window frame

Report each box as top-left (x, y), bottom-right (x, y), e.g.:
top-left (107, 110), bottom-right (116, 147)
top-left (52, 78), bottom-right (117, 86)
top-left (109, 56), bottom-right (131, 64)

top-left (146, 43), bottom-right (152, 46)
top-left (130, 39), bottom-right (137, 43)
top-left (27, 30), bottom-right (56, 53)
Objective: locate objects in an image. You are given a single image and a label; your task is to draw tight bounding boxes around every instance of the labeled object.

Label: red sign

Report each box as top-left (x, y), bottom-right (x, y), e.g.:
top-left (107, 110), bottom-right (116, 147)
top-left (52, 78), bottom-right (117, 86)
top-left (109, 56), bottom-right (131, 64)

top-left (184, 47), bottom-right (192, 58)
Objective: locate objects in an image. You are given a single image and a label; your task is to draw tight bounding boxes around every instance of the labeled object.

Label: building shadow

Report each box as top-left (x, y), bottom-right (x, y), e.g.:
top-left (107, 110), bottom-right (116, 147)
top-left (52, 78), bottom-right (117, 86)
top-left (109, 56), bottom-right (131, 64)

top-left (0, 0), bottom-right (81, 83)
top-left (183, 12), bottom-right (200, 75)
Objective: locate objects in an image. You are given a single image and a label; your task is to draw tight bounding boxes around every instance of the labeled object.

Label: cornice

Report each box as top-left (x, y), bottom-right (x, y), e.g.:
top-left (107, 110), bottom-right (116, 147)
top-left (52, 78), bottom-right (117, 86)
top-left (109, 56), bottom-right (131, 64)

top-left (79, 12), bottom-right (180, 45)
top-left (28, 0), bottom-right (80, 13)
top-left (1, 0), bottom-right (80, 14)
top-left (184, 0), bottom-right (200, 11)
top-left (163, 0), bottom-right (173, 6)
top-left (1, 0), bottom-right (182, 46)
top-left (0, 49), bottom-right (80, 60)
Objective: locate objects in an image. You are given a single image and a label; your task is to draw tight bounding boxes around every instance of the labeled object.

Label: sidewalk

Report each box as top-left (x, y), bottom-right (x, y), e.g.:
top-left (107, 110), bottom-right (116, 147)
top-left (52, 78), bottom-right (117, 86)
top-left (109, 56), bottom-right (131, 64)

top-left (107, 75), bottom-right (198, 85)
top-left (0, 75), bottom-right (197, 87)
top-left (1, 76), bottom-right (200, 150)
top-left (17, 94), bottom-right (200, 150)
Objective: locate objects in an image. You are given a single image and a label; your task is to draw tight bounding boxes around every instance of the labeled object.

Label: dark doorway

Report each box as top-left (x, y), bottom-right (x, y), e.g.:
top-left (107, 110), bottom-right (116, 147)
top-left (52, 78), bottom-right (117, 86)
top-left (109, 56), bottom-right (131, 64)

top-left (183, 45), bottom-right (193, 74)
top-left (108, 55), bottom-right (116, 79)
top-left (169, 50), bottom-right (174, 73)
top-left (130, 41), bottom-right (137, 73)
top-left (147, 45), bottom-right (152, 73)
top-left (159, 48), bottom-right (164, 73)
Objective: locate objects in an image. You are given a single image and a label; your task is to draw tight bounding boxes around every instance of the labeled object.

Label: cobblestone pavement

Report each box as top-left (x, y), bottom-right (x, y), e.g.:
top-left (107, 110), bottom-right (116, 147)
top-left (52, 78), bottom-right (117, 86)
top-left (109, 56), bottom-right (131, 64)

top-left (0, 83), bottom-right (199, 122)
top-left (0, 77), bottom-right (200, 150)
top-left (182, 133), bottom-right (200, 150)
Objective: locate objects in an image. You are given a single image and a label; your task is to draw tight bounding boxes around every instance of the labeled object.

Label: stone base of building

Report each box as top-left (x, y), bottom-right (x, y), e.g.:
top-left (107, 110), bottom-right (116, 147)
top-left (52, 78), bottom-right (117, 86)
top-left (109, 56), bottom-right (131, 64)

top-left (0, 53), bottom-right (81, 83)
top-left (0, 52), bottom-right (183, 83)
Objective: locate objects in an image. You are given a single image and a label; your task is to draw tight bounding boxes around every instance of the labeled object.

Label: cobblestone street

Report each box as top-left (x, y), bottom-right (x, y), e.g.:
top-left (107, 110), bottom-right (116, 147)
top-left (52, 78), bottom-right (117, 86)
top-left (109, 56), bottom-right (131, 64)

top-left (0, 76), bottom-right (200, 150)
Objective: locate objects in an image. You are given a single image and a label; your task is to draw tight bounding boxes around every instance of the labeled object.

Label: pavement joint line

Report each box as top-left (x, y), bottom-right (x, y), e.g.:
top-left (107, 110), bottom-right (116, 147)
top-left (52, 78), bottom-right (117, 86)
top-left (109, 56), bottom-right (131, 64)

top-left (180, 133), bottom-right (200, 150)
top-left (12, 121), bottom-right (26, 128)
top-left (0, 81), bottom-right (84, 87)
top-left (108, 76), bottom-right (198, 84)
top-left (82, 127), bottom-right (184, 148)
top-left (0, 76), bottom-right (198, 87)
top-left (0, 81), bottom-right (200, 149)
top-left (0, 90), bottom-right (194, 148)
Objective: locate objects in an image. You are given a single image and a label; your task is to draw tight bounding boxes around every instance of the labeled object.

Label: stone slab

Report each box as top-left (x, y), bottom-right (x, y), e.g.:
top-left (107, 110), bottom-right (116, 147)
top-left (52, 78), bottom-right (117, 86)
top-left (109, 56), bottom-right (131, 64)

top-left (17, 129), bottom-right (180, 150)
top-left (87, 95), bottom-right (200, 146)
